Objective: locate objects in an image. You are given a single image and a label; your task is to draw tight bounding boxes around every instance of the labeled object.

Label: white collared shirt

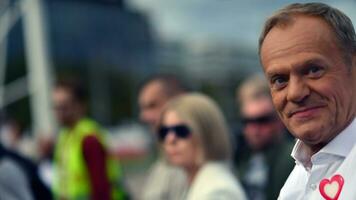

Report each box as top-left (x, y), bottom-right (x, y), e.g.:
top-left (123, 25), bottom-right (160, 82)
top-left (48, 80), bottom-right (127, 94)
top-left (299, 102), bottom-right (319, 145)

top-left (278, 118), bottom-right (356, 200)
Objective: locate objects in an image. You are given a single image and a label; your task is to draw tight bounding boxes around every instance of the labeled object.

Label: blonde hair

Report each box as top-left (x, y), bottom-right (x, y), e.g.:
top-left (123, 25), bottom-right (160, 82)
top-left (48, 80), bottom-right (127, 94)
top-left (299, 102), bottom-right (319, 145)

top-left (161, 93), bottom-right (231, 163)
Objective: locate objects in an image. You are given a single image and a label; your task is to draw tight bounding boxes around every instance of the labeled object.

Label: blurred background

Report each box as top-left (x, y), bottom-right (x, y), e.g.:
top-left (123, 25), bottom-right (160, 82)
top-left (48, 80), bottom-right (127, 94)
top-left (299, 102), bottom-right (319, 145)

top-left (0, 0), bottom-right (355, 198)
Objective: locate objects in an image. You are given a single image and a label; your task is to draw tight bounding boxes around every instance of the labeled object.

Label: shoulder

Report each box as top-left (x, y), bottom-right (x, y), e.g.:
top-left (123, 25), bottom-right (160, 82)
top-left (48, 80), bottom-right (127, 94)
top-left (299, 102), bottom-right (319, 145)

top-left (188, 162), bottom-right (246, 200)
top-left (142, 159), bottom-right (187, 200)
top-left (0, 158), bottom-right (25, 176)
top-left (145, 158), bottom-right (186, 186)
top-left (0, 159), bottom-right (28, 186)
top-left (75, 118), bottom-right (103, 138)
top-left (0, 158), bottom-right (33, 200)
top-left (267, 139), bottom-right (295, 171)
top-left (148, 158), bottom-right (185, 176)
top-left (82, 135), bottom-right (105, 157)
top-left (83, 135), bottom-right (102, 146)
top-left (78, 118), bottom-right (100, 131)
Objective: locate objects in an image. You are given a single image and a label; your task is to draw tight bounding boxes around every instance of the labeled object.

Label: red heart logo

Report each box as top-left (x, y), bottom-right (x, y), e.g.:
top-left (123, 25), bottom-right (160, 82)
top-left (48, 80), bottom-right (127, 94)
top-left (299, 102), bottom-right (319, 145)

top-left (319, 174), bottom-right (344, 200)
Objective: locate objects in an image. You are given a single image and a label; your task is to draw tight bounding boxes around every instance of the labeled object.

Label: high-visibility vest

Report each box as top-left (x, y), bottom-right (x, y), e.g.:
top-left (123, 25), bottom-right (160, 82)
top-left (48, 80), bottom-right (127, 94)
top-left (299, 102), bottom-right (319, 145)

top-left (53, 118), bottom-right (127, 200)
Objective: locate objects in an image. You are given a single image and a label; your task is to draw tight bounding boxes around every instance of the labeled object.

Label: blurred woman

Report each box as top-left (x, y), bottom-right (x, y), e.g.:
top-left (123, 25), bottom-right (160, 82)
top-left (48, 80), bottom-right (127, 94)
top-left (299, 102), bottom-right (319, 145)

top-left (158, 93), bottom-right (246, 200)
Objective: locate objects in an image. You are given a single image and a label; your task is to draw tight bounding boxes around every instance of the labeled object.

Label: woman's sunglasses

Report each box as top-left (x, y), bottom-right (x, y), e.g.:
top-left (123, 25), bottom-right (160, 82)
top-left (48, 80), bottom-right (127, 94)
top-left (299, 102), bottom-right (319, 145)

top-left (158, 124), bottom-right (191, 141)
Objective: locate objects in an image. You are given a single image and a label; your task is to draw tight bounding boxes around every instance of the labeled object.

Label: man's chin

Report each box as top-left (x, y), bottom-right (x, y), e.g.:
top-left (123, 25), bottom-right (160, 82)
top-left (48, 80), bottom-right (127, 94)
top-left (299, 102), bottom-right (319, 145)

top-left (288, 122), bottom-right (325, 143)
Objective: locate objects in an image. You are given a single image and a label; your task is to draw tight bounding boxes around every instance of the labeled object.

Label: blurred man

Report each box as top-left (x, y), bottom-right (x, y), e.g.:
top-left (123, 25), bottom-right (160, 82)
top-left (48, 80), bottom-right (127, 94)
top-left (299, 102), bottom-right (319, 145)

top-left (234, 74), bottom-right (294, 200)
top-left (52, 79), bottom-right (126, 200)
top-left (259, 3), bottom-right (356, 199)
top-left (138, 74), bottom-right (188, 200)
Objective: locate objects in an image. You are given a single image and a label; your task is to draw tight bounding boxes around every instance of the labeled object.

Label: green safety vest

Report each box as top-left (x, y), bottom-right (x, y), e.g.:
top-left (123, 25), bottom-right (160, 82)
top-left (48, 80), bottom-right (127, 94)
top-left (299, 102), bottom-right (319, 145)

top-left (53, 118), bottom-right (127, 200)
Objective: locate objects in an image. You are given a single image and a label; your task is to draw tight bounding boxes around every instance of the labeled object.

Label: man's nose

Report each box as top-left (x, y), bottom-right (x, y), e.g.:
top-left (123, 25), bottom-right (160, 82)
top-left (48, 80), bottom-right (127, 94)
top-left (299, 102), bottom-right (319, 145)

top-left (286, 76), bottom-right (310, 103)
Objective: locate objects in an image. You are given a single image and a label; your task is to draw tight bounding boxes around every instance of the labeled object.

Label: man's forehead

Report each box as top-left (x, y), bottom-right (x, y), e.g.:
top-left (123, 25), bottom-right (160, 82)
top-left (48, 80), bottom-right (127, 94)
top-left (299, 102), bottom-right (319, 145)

top-left (139, 82), bottom-right (167, 103)
top-left (53, 87), bottom-right (72, 100)
top-left (265, 16), bottom-right (323, 45)
top-left (260, 15), bottom-right (339, 68)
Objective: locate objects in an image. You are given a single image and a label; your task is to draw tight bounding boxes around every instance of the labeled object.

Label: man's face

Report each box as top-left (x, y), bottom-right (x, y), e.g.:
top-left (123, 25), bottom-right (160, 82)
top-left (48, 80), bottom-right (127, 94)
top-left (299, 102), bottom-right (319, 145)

top-left (139, 81), bottom-right (169, 132)
top-left (260, 15), bottom-right (356, 152)
top-left (242, 97), bottom-right (282, 151)
top-left (52, 87), bottom-right (80, 127)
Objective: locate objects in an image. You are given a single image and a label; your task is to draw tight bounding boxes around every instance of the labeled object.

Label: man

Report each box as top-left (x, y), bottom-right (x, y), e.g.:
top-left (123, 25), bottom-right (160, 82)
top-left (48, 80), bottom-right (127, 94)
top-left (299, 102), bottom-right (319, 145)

top-left (138, 74), bottom-right (188, 200)
top-left (234, 73), bottom-right (294, 200)
top-left (259, 3), bottom-right (356, 199)
top-left (52, 79), bottom-right (126, 200)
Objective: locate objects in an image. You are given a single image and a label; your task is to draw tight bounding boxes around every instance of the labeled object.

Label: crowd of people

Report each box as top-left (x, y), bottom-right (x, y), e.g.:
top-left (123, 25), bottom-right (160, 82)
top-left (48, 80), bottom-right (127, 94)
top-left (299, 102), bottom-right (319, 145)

top-left (0, 2), bottom-right (355, 200)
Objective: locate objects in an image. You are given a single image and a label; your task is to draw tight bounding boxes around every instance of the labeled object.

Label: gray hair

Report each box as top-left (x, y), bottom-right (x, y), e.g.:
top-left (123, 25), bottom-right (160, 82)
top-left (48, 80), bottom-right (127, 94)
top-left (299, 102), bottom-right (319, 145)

top-left (237, 73), bottom-right (271, 106)
top-left (259, 2), bottom-right (356, 64)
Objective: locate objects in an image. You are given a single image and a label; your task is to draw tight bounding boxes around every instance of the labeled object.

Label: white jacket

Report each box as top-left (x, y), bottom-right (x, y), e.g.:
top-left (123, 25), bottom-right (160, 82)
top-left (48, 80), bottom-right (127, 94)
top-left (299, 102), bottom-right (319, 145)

top-left (186, 162), bottom-right (247, 200)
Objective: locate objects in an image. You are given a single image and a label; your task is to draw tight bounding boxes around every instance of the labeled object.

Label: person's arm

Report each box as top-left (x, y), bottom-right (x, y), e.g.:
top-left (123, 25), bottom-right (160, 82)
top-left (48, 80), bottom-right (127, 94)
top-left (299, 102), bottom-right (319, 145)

top-left (82, 135), bottom-right (110, 200)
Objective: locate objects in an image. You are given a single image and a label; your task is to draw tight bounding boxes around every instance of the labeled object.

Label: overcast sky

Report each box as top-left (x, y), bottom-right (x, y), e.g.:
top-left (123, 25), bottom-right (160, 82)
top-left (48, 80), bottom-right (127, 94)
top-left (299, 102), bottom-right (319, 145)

top-left (127, 0), bottom-right (356, 49)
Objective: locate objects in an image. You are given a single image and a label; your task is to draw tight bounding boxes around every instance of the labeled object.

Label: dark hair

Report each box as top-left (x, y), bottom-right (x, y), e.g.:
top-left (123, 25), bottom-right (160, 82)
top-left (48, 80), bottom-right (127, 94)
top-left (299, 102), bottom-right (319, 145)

top-left (55, 79), bottom-right (88, 104)
top-left (139, 73), bottom-right (188, 97)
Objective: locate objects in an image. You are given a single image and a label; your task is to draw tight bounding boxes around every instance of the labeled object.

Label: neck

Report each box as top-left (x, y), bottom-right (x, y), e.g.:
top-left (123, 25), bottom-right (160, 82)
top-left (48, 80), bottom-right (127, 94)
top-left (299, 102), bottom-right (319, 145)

top-left (309, 117), bottom-right (355, 155)
top-left (65, 116), bottom-right (83, 129)
top-left (185, 164), bottom-right (200, 185)
top-left (309, 143), bottom-right (325, 156)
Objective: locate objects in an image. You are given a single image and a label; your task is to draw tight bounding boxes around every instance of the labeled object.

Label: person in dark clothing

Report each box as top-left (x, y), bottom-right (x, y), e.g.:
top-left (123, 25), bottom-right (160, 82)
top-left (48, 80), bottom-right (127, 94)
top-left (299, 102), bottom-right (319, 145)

top-left (234, 74), bottom-right (294, 200)
top-left (0, 142), bottom-right (52, 200)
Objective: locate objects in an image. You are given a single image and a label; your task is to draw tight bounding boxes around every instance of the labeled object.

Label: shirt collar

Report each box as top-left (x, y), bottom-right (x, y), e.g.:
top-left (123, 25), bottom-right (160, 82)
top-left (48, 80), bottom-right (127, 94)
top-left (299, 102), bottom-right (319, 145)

top-left (291, 139), bottom-right (311, 168)
top-left (319, 118), bottom-right (356, 157)
top-left (292, 118), bottom-right (356, 168)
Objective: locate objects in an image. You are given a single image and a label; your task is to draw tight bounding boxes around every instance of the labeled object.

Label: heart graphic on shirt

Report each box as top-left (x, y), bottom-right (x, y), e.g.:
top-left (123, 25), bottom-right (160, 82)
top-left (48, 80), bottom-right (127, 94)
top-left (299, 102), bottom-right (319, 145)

top-left (319, 174), bottom-right (344, 200)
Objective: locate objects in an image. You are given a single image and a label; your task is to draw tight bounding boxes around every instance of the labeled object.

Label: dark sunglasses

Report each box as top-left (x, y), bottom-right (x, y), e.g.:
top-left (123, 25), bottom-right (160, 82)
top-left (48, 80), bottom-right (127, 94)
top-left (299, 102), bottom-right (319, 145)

top-left (158, 124), bottom-right (191, 141)
top-left (242, 114), bottom-right (277, 125)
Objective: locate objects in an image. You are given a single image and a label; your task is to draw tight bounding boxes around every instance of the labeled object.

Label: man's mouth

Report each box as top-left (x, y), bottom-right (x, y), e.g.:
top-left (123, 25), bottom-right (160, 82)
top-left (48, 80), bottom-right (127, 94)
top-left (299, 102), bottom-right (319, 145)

top-left (288, 105), bottom-right (327, 118)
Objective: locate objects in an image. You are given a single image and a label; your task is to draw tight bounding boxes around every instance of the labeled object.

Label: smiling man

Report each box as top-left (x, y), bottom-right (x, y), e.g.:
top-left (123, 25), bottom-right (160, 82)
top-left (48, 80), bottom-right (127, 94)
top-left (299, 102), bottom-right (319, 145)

top-left (259, 3), bottom-right (356, 200)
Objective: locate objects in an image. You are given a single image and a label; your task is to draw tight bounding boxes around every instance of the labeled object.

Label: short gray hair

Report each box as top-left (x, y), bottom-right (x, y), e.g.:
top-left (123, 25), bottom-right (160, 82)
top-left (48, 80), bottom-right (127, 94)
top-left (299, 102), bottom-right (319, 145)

top-left (237, 73), bottom-right (271, 106)
top-left (259, 2), bottom-right (356, 64)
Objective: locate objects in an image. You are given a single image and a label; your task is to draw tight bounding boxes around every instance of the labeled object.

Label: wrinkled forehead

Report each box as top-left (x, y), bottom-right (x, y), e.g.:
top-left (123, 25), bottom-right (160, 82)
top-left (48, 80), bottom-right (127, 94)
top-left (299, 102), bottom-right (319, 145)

top-left (260, 15), bottom-right (343, 63)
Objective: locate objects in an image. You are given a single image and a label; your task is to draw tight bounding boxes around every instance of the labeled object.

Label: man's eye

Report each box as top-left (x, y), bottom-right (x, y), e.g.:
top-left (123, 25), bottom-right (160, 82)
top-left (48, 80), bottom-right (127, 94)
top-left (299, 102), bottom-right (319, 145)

top-left (307, 66), bottom-right (324, 78)
top-left (271, 76), bottom-right (287, 90)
